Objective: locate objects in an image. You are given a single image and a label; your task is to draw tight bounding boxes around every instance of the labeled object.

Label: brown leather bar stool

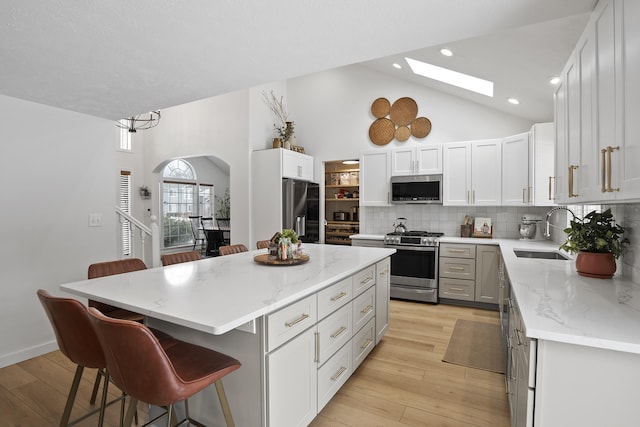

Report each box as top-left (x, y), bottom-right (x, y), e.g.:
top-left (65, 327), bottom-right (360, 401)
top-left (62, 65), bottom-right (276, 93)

top-left (88, 308), bottom-right (241, 427)
top-left (218, 244), bottom-right (248, 256)
top-left (36, 290), bottom-right (114, 427)
top-left (160, 250), bottom-right (201, 266)
top-left (256, 240), bottom-right (270, 249)
top-left (86, 258), bottom-right (147, 403)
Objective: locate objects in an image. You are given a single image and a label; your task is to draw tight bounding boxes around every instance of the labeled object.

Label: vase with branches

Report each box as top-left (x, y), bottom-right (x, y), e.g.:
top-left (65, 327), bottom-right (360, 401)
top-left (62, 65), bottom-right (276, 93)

top-left (262, 90), bottom-right (295, 145)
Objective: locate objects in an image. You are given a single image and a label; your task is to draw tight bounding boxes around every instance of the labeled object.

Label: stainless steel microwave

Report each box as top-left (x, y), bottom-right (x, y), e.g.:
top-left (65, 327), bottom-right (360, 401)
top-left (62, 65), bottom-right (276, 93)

top-left (390, 174), bottom-right (443, 204)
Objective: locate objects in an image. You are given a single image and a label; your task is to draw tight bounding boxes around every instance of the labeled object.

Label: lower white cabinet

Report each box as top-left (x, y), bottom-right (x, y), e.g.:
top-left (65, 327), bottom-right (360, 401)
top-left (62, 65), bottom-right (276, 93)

top-left (264, 258), bottom-right (390, 426)
top-left (266, 327), bottom-right (318, 427)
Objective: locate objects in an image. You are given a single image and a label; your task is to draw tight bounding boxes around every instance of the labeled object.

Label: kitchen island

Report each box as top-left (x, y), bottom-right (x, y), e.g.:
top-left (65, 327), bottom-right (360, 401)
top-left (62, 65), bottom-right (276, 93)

top-left (60, 243), bottom-right (394, 427)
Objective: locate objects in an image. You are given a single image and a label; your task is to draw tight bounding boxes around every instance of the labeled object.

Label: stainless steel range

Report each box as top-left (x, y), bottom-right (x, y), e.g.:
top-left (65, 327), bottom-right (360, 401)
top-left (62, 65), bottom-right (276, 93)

top-left (384, 230), bottom-right (443, 304)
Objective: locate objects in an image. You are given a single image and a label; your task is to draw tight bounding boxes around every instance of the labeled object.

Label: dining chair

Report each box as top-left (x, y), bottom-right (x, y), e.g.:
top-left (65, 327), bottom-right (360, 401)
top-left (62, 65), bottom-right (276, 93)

top-left (87, 308), bottom-right (241, 427)
top-left (256, 240), bottom-right (270, 249)
top-left (216, 217), bottom-right (231, 245)
top-left (218, 244), bottom-right (248, 256)
top-left (36, 290), bottom-right (115, 427)
top-left (188, 216), bottom-right (205, 252)
top-left (160, 250), bottom-right (202, 266)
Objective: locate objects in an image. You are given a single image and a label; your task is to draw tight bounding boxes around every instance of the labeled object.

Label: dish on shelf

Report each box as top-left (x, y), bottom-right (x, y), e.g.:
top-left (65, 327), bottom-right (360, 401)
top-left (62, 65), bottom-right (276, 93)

top-left (253, 253), bottom-right (310, 266)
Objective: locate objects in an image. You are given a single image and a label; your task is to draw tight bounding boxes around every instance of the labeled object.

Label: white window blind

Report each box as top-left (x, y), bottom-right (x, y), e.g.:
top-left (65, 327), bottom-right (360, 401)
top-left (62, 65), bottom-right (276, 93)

top-left (120, 170), bottom-right (132, 256)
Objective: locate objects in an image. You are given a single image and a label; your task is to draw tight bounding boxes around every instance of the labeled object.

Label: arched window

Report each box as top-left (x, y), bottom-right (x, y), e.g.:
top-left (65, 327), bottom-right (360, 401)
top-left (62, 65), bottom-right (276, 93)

top-left (161, 160), bottom-right (213, 248)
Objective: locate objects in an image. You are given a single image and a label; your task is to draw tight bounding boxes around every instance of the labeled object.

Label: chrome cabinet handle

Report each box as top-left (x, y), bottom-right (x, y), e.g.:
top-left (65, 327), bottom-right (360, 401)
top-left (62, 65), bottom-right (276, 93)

top-left (314, 332), bottom-right (320, 362)
top-left (548, 176), bottom-right (556, 200)
top-left (285, 313), bottom-right (309, 328)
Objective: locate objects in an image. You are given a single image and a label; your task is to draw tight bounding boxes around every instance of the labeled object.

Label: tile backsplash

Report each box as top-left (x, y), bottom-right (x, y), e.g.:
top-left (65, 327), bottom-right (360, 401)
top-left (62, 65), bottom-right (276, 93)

top-left (361, 203), bottom-right (639, 285)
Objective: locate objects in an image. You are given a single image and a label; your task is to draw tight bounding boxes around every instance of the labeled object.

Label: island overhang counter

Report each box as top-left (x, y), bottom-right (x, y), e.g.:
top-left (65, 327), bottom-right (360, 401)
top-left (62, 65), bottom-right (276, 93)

top-left (60, 243), bottom-right (395, 426)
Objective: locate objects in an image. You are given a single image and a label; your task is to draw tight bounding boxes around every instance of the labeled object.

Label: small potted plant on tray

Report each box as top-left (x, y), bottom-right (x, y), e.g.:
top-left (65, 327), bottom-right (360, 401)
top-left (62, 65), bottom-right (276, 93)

top-left (560, 208), bottom-right (629, 279)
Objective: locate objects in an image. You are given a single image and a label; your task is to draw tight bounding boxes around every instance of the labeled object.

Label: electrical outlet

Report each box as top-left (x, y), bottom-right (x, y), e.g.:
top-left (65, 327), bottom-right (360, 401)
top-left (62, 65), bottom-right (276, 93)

top-left (88, 213), bottom-right (102, 227)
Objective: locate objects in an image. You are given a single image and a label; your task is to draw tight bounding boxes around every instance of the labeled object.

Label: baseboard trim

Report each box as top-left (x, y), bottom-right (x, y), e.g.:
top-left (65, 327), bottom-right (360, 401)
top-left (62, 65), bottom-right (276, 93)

top-left (0, 340), bottom-right (58, 368)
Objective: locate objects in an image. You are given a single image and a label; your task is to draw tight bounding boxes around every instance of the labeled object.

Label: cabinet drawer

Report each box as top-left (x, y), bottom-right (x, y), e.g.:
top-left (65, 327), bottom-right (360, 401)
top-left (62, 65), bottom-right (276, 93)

top-left (352, 286), bottom-right (375, 332)
top-left (266, 294), bottom-right (317, 352)
top-left (317, 304), bottom-right (352, 365)
top-left (440, 243), bottom-right (476, 258)
top-left (317, 341), bottom-right (352, 411)
top-left (440, 256), bottom-right (476, 280)
top-left (352, 265), bottom-right (376, 296)
top-left (317, 277), bottom-right (352, 320)
top-left (352, 317), bottom-right (375, 370)
top-left (439, 278), bottom-right (475, 301)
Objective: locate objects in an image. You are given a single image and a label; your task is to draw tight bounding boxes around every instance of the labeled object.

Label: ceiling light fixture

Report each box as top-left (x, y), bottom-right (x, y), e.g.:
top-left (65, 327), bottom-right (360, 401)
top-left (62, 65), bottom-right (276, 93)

top-left (549, 77), bottom-right (560, 85)
top-left (507, 98), bottom-right (520, 105)
top-left (440, 48), bottom-right (453, 57)
top-left (342, 160), bottom-right (359, 165)
top-left (405, 57), bottom-right (493, 97)
top-left (392, 63), bottom-right (402, 69)
top-left (116, 111), bottom-right (161, 133)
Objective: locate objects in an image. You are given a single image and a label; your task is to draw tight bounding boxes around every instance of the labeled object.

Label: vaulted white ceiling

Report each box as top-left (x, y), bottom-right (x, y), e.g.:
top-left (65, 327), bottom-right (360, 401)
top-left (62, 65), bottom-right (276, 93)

top-left (0, 0), bottom-right (596, 122)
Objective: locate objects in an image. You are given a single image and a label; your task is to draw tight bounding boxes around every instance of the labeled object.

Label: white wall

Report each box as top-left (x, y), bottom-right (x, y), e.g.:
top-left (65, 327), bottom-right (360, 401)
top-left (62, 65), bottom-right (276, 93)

top-left (0, 95), bottom-right (117, 367)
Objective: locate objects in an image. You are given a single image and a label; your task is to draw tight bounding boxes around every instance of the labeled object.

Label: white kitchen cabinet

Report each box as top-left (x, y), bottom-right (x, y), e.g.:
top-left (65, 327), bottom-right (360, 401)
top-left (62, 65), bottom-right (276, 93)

top-left (502, 132), bottom-right (530, 206)
top-left (443, 140), bottom-right (501, 206)
top-left (266, 327), bottom-right (318, 427)
top-left (390, 145), bottom-right (442, 175)
top-left (530, 123), bottom-right (556, 206)
top-left (281, 148), bottom-right (314, 181)
top-left (375, 257), bottom-right (390, 344)
top-left (360, 150), bottom-right (391, 206)
top-left (553, 73), bottom-right (569, 204)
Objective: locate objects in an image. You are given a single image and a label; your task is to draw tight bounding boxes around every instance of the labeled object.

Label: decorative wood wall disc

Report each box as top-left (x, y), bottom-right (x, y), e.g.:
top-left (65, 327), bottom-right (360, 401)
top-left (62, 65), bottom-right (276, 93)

top-left (411, 117), bottom-right (432, 138)
top-left (369, 118), bottom-right (395, 145)
top-left (390, 97), bottom-right (418, 126)
top-left (395, 126), bottom-right (411, 142)
top-left (371, 97), bottom-right (391, 118)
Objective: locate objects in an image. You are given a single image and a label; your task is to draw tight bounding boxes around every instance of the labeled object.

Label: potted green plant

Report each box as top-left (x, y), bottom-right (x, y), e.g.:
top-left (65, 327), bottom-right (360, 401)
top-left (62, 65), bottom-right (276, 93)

top-left (560, 208), bottom-right (629, 278)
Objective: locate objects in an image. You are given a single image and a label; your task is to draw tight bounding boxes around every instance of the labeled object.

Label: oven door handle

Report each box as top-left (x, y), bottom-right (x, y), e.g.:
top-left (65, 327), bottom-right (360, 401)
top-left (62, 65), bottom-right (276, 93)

top-left (385, 245), bottom-right (437, 252)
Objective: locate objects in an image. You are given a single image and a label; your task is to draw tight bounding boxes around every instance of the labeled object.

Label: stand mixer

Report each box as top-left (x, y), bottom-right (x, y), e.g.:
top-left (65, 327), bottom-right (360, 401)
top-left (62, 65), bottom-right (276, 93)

top-left (519, 214), bottom-right (542, 239)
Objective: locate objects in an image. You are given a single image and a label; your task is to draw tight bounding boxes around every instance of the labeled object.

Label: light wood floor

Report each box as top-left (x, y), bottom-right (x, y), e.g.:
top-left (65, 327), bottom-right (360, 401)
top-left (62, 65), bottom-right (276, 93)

top-left (0, 300), bottom-right (509, 427)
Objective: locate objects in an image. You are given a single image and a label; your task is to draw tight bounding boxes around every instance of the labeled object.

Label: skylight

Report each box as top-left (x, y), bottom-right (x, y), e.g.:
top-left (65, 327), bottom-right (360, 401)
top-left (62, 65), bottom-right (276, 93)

top-left (405, 57), bottom-right (494, 97)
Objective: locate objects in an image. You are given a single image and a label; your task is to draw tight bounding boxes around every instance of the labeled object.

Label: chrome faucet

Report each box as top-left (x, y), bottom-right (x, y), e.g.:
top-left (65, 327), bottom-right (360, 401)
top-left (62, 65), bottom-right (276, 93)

top-left (543, 206), bottom-right (577, 239)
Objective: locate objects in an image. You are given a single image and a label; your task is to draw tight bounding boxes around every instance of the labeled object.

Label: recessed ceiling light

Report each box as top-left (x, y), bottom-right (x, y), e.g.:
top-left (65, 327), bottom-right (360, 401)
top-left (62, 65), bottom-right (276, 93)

top-left (549, 77), bottom-right (560, 85)
top-left (507, 98), bottom-right (520, 105)
top-left (392, 63), bottom-right (402, 69)
top-left (440, 48), bottom-right (453, 57)
top-left (405, 57), bottom-right (494, 97)
top-left (342, 160), bottom-right (359, 165)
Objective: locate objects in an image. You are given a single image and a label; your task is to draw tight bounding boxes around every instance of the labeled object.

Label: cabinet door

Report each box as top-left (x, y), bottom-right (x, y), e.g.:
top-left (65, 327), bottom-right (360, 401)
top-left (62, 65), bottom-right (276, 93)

top-left (502, 132), bottom-right (530, 206)
top-left (471, 139), bottom-right (502, 205)
top-left (442, 143), bottom-right (471, 205)
top-left (390, 147), bottom-right (415, 175)
top-left (475, 245), bottom-right (500, 304)
top-left (266, 327), bottom-right (317, 427)
top-left (375, 257), bottom-right (390, 344)
top-left (531, 123), bottom-right (556, 206)
top-left (360, 151), bottom-right (391, 206)
top-left (415, 145), bottom-right (443, 174)
top-left (566, 57), bottom-right (582, 200)
top-left (554, 75), bottom-right (569, 203)
top-left (619, 0), bottom-right (640, 198)
top-left (282, 149), bottom-right (314, 181)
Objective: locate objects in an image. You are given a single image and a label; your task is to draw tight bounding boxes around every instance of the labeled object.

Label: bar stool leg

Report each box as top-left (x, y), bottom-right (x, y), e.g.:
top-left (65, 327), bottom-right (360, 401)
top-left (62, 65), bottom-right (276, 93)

top-left (214, 380), bottom-right (235, 427)
top-left (90, 369), bottom-right (105, 404)
top-left (123, 397), bottom-right (138, 427)
top-left (59, 365), bottom-right (84, 427)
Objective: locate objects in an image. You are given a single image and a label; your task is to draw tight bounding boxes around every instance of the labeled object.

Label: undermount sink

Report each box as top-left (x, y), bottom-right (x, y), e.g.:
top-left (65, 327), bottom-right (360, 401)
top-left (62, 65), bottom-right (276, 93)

top-left (513, 249), bottom-right (570, 260)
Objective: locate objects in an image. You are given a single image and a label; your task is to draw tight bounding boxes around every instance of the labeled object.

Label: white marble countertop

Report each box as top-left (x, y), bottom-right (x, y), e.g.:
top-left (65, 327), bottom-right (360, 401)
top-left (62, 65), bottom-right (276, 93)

top-left (352, 233), bottom-right (640, 354)
top-left (60, 244), bottom-right (395, 335)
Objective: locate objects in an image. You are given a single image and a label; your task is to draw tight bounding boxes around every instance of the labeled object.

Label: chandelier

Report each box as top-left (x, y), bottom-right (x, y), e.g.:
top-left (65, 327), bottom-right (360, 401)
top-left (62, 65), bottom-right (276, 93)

top-left (116, 111), bottom-right (161, 133)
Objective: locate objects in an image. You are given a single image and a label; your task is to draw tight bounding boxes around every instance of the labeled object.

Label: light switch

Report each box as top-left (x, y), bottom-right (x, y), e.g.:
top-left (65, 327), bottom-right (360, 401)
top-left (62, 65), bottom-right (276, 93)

top-left (88, 213), bottom-right (102, 227)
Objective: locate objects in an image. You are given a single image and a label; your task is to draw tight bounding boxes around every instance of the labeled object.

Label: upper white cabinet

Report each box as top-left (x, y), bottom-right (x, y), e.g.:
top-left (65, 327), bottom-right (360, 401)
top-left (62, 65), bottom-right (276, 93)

top-left (555, 0), bottom-right (640, 203)
top-left (281, 148), bottom-right (314, 181)
top-left (360, 150), bottom-right (391, 206)
top-left (443, 139), bottom-right (501, 206)
top-left (502, 125), bottom-right (555, 206)
top-left (390, 145), bottom-right (443, 176)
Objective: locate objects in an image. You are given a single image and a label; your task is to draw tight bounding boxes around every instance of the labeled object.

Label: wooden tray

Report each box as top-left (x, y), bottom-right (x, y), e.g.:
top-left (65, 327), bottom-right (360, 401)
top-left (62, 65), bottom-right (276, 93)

top-left (253, 253), bottom-right (310, 266)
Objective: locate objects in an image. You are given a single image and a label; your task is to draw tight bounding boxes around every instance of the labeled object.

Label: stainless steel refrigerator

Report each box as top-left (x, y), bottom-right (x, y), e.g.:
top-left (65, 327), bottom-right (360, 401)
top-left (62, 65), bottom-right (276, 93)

top-left (282, 178), bottom-right (320, 243)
